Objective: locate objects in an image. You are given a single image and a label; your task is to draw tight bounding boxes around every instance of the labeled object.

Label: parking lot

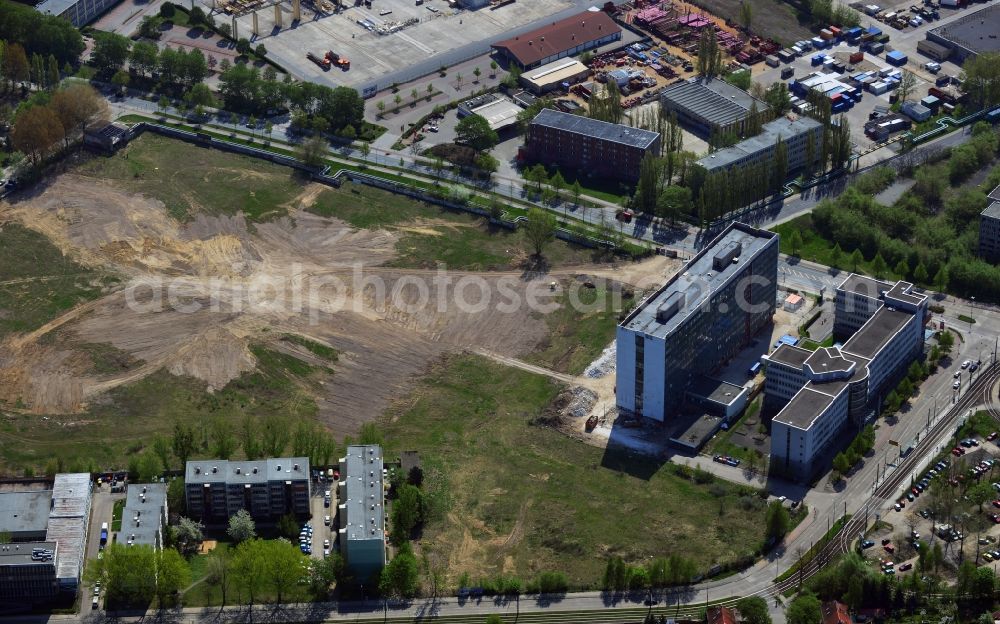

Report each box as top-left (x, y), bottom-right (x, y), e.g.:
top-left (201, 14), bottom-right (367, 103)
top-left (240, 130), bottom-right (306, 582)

top-left (197, 0), bottom-right (573, 89)
top-left (305, 476), bottom-right (338, 560)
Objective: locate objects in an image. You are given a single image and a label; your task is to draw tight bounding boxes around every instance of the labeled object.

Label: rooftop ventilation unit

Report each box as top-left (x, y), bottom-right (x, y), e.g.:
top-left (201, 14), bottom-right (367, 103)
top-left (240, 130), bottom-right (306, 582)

top-left (236, 468), bottom-right (241, 474)
top-left (211, 467), bottom-right (218, 474)
top-left (655, 291), bottom-right (685, 324)
top-left (712, 241), bottom-right (742, 271)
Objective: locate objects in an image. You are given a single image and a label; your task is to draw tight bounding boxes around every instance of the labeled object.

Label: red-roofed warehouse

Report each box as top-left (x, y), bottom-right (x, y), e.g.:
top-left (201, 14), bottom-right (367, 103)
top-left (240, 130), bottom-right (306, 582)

top-left (491, 11), bottom-right (622, 70)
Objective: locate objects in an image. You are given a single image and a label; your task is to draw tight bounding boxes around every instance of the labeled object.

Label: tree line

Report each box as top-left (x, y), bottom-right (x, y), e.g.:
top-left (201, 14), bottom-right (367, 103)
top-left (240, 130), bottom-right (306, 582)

top-left (0, 0), bottom-right (84, 66)
top-left (9, 83), bottom-right (109, 163)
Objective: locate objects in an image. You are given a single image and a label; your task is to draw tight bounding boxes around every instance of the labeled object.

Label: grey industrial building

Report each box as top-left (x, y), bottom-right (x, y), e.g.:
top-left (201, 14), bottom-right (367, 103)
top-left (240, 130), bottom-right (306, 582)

top-left (616, 222), bottom-right (779, 427)
top-left (185, 458), bottom-right (311, 524)
top-left (926, 4), bottom-right (1000, 63)
top-left (0, 474), bottom-right (93, 607)
top-left (36, 0), bottom-right (119, 26)
top-left (763, 276), bottom-right (927, 482)
top-left (660, 77), bottom-right (768, 138)
top-left (338, 445), bottom-right (387, 581)
top-left (119, 484), bottom-right (168, 549)
top-left (979, 185), bottom-right (1000, 263)
top-left (525, 108), bottom-right (661, 182)
top-left (696, 115), bottom-right (823, 176)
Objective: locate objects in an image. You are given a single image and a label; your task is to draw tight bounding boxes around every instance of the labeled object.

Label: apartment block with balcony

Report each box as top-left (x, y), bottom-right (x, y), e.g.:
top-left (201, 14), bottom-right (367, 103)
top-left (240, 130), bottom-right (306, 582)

top-left (185, 458), bottom-right (310, 524)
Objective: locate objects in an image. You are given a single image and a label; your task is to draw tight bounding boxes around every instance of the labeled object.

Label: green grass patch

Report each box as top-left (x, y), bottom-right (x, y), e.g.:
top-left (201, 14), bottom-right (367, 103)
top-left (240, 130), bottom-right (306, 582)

top-left (74, 133), bottom-right (307, 222)
top-left (381, 353), bottom-right (773, 590)
top-left (957, 314), bottom-right (976, 324)
top-left (0, 224), bottom-right (115, 337)
top-left (111, 499), bottom-right (125, 532)
top-left (523, 285), bottom-right (626, 375)
top-left (308, 183), bottom-right (612, 271)
top-left (280, 334), bottom-right (338, 363)
top-left (799, 336), bottom-right (835, 352)
top-left (0, 345), bottom-right (325, 474)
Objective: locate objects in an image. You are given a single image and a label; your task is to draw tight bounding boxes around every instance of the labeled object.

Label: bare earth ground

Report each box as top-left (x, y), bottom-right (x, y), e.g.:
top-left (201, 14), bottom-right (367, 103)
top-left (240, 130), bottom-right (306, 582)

top-left (0, 170), bottom-right (678, 441)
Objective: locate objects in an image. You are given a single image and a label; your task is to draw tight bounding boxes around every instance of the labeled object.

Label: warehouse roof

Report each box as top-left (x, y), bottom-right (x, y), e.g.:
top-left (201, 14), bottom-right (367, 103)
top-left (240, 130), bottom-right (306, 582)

top-left (492, 11), bottom-right (620, 67)
top-left (465, 97), bottom-right (522, 131)
top-left (522, 58), bottom-right (590, 90)
top-left (47, 474), bottom-right (91, 583)
top-left (530, 108), bottom-right (660, 149)
top-left (0, 491), bottom-right (51, 535)
top-left (660, 77), bottom-right (764, 127)
top-left (929, 4), bottom-right (1000, 55)
top-left (696, 115), bottom-right (822, 171)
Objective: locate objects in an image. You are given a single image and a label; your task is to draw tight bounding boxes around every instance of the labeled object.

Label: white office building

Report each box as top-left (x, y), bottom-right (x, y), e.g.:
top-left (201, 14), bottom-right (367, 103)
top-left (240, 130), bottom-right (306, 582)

top-left (764, 276), bottom-right (927, 481)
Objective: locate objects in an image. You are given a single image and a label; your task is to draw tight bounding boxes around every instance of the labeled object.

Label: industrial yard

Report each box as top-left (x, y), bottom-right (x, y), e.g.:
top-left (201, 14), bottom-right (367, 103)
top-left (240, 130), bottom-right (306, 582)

top-left (194, 0), bottom-right (577, 90)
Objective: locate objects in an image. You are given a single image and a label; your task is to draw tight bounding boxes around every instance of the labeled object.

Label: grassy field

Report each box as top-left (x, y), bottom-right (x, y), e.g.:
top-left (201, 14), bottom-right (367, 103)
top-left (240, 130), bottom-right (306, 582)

top-left (524, 286), bottom-right (625, 375)
top-left (381, 354), bottom-right (772, 589)
top-left (0, 344), bottom-right (326, 474)
top-left (75, 133), bottom-right (307, 222)
top-left (308, 183), bottom-right (610, 271)
top-left (0, 224), bottom-right (116, 337)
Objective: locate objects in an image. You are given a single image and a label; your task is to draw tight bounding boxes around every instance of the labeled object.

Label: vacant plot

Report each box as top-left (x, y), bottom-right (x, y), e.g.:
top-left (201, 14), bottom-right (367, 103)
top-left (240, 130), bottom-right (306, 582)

top-left (689, 0), bottom-right (811, 44)
top-left (0, 224), bottom-right (116, 336)
top-left (74, 133), bottom-right (307, 222)
top-left (0, 343), bottom-right (328, 473)
top-left (381, 353), bottom-right (772, 589)
top-left (0, 135), bottom-right (643, 473)
top-left (308, 185), bottom-right (610, 271)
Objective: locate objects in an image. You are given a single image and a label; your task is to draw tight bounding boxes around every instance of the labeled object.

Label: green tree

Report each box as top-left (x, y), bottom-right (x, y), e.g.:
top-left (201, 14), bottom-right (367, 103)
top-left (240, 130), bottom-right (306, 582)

top-left (829, 243), bottom-right (844, 269)
top-left (969, 481), bottom-right (994, 512)
top-left (850, 248), bottom-right (864, 273)
top-left (786, 592), bottom-right (822, 624)
top-left (391, 484), bottom-right (424, 544)
top-left (380, 541), bottom-right (420, 597)
top-left (738, 596), bottom-right (771, 624)
top-left (787, 229), bottom-right (803, 256)
top-left (235, 38), bottom-right (251, 56)
top-left (455, 113), bottom-right (499, 151)
top-left (133, 452), bottom-right (160, 482)
top-left (45, 54), bottom-right (59, 88)
top-left (227, 509), bottom-right (256, 543)
top-left (634, 153), bottom-right (662, 214)
top-left (254, 44), bottom-right (267, 57)
top-left (154, 548), bottom-right (190, 605)
top-left (151, 435), bottom-right (172, 472)
top-left (765, 500), bottom-right (791, 540)
top-left (832, 452), bottom-right (851, 477)
top-left (261, 539), bottom-right (307, 603)
top-left (172, 423), bottom-right (196, 467)
top-left (359, 140), bottom-right (371, 164)
top-left (231, 538), bottom-right (268, 607)
top-left (913, 262), bottom-right (929, 284)
top-left (523, 207), bottom-right (557, 257)
top-left (656, 185), bottom-right (691, 224)
top-left (91, 32), bottom-right (131, 76)
top-left (359, 422), bottom-right (384, 446)
top-left (84, 543), bottom-right (156, 606)
top-left (111, 69), bottom-right (130, 93)
top-left (961, 52), bottom-right (1000, 111)
top-left (210, 418), bottom-right (237, 460)
top-left (894, 259), bottom-right (910, 279)
top-left (174, 517), bottom-right (204, 554)
top-left (771, 137), bottom-right (788, 192)
top-left (486, 615), bottom-right (503, 624)
top-left (204, 549), bottom-right (231, 606)
top-left (297, 135), bottom-right (328, 168)
top-left (871, 252), bottom-right (888, 279)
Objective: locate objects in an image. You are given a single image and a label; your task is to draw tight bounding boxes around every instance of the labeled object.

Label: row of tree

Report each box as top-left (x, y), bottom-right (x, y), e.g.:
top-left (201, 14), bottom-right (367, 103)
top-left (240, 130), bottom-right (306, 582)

top-left (0, 41), bottom-right (66, 91)
top-left (0, 0), bottom-right (84, 66)
top-left (9, 83), bottom-right (108, 162)
top-left (601, 554), bottom-right (699, 592)
top-left (831, 424), bottom-right (876, 478)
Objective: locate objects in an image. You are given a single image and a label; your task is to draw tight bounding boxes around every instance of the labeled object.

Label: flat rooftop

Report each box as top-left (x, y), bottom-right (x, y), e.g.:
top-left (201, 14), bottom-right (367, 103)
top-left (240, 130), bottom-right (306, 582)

top-left (660, 77), bottom-right (764, 127)
top-left (0, 491), bottom-right (51, 535)
top-left (842, 307), bottom-right (912, 360)
top-left (687, 376), bottom-right (746, 407)
top-left (0, 541), bottom-right (57, 567)
top-left (805, 347), bottom-right (855, 376)
top-left (531, 108), bottom-right (660, 149)
top-left (620, 222), bottom-right (777, 340)
top-left (930, 4), bottom-right (1000, 55)
top-left (669, 412), bottom-right (723, 449)
top-left (120, 483), bottom-right (167, 547)
top-left (983, 200), bottom-right (1000, 221)
top-left (697, 115), bottom-right (822, 170)
top-left (186, 458), bottom-right (310, 484)
top-left (989, 184), bottom-right (1000, 203)
top-left (468, 97), bottom-right (522, 132)
top-left (768, 344), bottom-right (812, 368)
top-left (837, 273), bottom-right (893, 299)
top-left (773, 387), bottom-right (837, 430)
top-left (886, 281), bottom-right (925, 307)
top-left (342, 445), bottom-right (384, 543)
top-left (36, 0), bottom-right (74, 16)
top-left (523, 58), bottom-right (589, 88)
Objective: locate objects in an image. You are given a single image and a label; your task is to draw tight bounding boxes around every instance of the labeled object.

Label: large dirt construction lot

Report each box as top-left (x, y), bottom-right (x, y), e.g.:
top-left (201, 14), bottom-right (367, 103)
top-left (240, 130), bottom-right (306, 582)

top-left (0, 136), bottom-right (674, 472)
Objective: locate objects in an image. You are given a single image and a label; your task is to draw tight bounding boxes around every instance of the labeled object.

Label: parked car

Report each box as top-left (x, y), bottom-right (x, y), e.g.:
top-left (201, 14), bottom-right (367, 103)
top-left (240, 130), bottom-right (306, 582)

top-left (861, 539), bottom-right (876, 549)
top-left (899, 563), bottom-right (913, 571)
top-left (963, 360), bottom-right (972, 369)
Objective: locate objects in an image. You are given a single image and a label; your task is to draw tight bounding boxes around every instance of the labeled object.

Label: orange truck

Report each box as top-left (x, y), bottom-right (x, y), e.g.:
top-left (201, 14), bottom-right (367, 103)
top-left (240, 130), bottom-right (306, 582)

top-left (307, 52), bottom-right (331, 69)
top-left (326, 50), bottom-right (351, 69)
